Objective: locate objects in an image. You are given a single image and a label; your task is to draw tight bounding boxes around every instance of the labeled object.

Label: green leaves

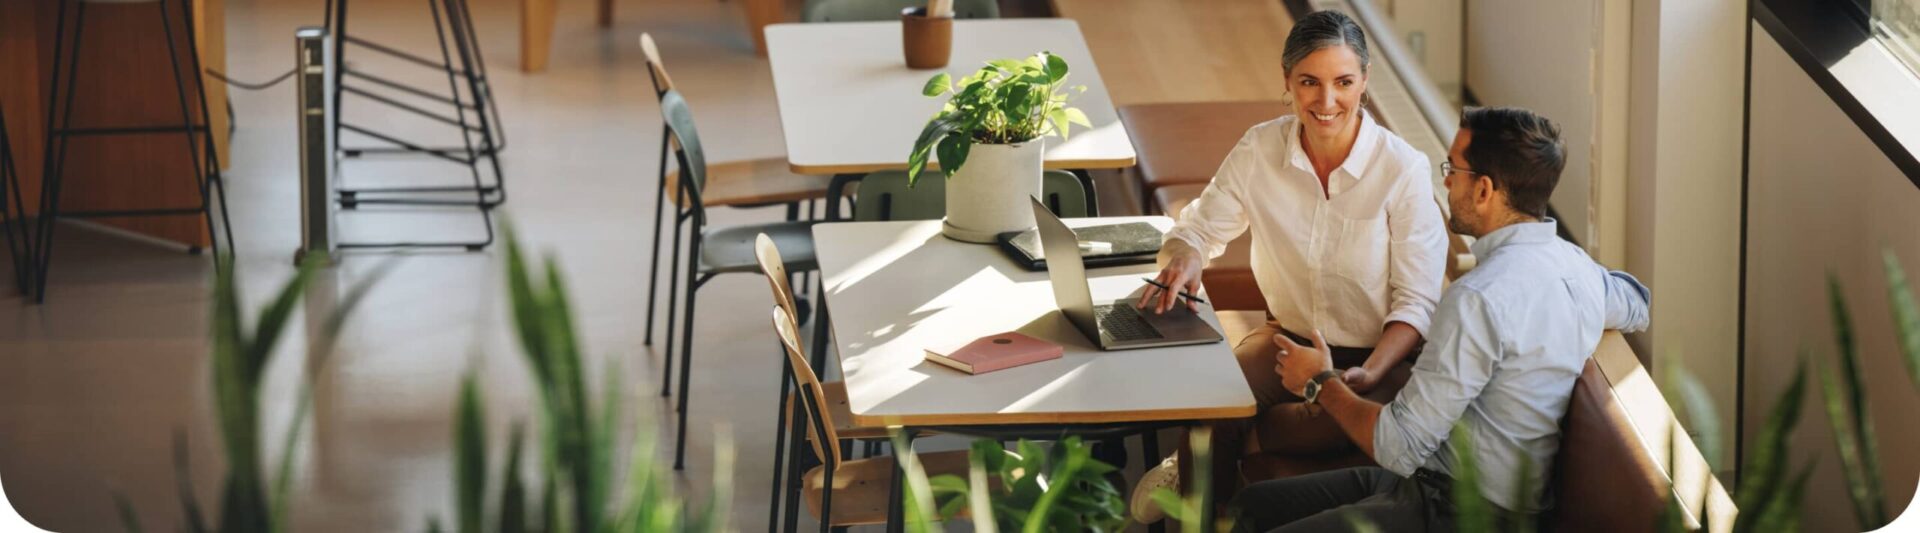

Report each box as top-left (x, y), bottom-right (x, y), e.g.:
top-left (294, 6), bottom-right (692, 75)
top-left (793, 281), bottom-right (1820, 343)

top-left (1820, 276), bottom-right (1890, 530)
top-left (923, 73), bottom-right (953, 97)
top-left (1733, 358), bottom-right (1808, 533)
top-left (456, 374), bottom-right (488, 533)
top-left (1884, 250), bottom-right (1920, 390)
top-left (892, 434), bottom-right (1125, 533)
top-left (908, 52), bottom-right (1090, 177)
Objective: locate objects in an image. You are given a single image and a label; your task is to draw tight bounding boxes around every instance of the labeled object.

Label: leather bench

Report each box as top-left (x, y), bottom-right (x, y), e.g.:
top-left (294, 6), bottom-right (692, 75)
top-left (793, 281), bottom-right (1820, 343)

top-left (1237, 333), bottom-right (1735, 530)
top-left (1120, 102), bottom-right (1291, 213)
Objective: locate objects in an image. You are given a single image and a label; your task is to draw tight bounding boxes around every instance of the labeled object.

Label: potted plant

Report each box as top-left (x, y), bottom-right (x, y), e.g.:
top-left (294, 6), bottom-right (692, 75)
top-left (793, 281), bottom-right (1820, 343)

top-left (908, 52), bottom-right (1090, 243)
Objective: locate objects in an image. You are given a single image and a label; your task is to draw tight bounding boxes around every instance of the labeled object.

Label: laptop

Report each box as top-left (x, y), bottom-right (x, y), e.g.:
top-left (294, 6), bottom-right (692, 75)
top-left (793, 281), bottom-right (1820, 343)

top-left (1029, 197), bottom-right (1223, 350)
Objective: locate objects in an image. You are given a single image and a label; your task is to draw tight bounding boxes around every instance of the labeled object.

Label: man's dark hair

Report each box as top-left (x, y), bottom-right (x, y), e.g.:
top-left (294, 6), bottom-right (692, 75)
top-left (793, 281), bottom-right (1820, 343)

top-left (1459, 106), bottom-right (1565, 219)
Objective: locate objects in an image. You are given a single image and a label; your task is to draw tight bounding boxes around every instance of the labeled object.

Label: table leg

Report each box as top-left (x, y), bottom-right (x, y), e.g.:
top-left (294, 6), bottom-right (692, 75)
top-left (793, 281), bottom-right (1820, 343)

top-left (886, 431), bottom-right (911, 533)
top-left (597, 0), bottom-right (613, 28)
top-left (744, 0), bottom-right (782, 57)
top-left (519, 0), bottom-right (555, 72)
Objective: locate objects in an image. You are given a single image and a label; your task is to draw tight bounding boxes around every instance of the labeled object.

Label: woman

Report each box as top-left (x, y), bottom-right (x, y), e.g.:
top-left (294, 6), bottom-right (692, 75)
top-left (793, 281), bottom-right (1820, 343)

top-left (1130, 10), bottom-right (1448, 522)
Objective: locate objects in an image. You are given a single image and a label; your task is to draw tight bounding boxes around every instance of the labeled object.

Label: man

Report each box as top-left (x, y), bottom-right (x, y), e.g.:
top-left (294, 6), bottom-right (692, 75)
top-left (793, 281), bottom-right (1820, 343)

top-left (1228, 106), bottom-right (1651, 532)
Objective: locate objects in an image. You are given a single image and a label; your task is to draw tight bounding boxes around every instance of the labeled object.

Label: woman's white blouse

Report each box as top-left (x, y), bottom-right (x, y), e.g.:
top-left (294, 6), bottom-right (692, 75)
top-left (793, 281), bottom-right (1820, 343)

top-left (1165, 112), bottom-right (1448, 348)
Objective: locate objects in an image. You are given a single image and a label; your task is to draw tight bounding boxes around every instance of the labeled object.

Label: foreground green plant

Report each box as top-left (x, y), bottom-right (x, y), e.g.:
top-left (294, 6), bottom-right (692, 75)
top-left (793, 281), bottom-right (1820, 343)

top-left (907, 52), bottom-right (1090, 185)
top-left (116, 257), bottom-right (387, 533)
top-left (894, 433), bottom-right (1127, 533)
top-left (422, 227), bottom-right (732, 533)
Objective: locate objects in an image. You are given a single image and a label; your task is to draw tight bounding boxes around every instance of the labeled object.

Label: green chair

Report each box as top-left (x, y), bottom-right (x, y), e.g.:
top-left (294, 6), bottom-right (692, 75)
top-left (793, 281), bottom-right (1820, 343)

top-left (852, 169), bottom-right (1094, 221)
top-left (657, 89), bottom-right (820, 471)
top-left (802, 0), bottom-right (999, 22)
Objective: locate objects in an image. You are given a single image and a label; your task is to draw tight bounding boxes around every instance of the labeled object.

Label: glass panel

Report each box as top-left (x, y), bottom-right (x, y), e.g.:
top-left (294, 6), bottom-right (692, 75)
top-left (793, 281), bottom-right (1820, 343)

top-left (1876, 0), bottom-right (1920, 76)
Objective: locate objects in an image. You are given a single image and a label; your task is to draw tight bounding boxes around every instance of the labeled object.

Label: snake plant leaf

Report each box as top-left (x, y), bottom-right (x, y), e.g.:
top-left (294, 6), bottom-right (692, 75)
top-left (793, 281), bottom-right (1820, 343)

top-left (503, 228), bottom-right (552, 385)
top-left (1826, 276), bottom-right (1889, 529)
top-left (1733, 358), bottom-right (1806, 533)
top-left (455, 373), bottom-right (488, 533)
top-left (1883, 249), bottom-right (1920, 390)
top-left (499, 423), bottom-right (527, 533)
top-left (247, 258), bottom-right (322, 385)
top-left (1447, 423), bottom-right (1494, 533)
top-left (170, 431), bottom-right (210, 533)
top-left (1662, 363), bottom-right (1724, 470)
top-left (893, 431), bottom-right (947, 533)
top-left (112, 489), bottom-right (143, 533)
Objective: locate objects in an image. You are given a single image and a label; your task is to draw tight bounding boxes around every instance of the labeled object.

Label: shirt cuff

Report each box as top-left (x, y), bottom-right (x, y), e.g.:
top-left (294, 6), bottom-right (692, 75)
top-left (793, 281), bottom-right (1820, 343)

top-left (1384, 307), bottom-right (1433, 339)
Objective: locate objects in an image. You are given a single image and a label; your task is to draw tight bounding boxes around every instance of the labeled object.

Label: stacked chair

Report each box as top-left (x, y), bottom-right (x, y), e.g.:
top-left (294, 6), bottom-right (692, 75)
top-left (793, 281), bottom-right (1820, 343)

top-left (638, 34), bottom-right (831, 471)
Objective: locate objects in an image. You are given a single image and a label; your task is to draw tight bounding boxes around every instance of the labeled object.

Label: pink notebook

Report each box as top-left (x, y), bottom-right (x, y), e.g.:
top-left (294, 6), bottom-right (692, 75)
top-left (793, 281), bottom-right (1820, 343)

top-left (925, 332), bottom-right (1064, 375)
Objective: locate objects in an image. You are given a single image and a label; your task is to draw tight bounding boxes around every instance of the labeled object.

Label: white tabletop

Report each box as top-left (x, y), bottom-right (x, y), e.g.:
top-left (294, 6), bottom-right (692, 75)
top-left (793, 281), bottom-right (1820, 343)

top-left (766, 19), bottom-right (1137, 175)
top-left (812, 218), bottom-right (1257, 427)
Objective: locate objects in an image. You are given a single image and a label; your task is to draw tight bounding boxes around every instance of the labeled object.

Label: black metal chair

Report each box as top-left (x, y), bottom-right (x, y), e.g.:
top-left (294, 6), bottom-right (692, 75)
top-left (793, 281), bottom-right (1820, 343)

top-left (0, 105), bottom-right (29, 295)
top-left (33, 0), bottom-right (236, 303)
top-left (638, 33), bottom-right (831, 357)
top-left (657, 88), bottom-right (821, 471)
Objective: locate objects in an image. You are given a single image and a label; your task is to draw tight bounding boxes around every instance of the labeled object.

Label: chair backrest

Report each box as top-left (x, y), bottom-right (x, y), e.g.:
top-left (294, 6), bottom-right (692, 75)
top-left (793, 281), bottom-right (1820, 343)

top-left (639, 33), bottom-right (675, 96)
top-left (802, 0), bottom-right (999, 22)
top-left (754, 234), bottom-right (799, 323)
top-left (852, 170), bottom-right (1092, 221)
top-left (771, 305), bottom-right (843, 469)
top-left (659, 90), bottom-right (708, 207)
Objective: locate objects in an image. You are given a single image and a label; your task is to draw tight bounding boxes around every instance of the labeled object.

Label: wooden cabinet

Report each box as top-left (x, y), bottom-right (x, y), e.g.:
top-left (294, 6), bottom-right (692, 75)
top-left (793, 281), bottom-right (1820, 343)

top-left (0, 0), bottom-right (229, 248)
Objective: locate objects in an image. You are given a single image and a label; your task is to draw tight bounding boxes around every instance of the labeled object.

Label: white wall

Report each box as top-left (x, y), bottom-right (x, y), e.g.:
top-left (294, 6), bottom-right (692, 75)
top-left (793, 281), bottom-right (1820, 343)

top-left (1469, 0), bottom-right (1746, 436)
top-left (1745, 27), bottom-right (1920, 530)
top-left (1623, 0), bottom-right (1747, 447)
top-left (1463, 0), bottom-right (1596, 242)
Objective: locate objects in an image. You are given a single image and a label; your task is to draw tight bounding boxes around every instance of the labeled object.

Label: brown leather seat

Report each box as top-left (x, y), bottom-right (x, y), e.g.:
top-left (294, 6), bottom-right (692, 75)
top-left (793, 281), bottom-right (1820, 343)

top-left (1120, 101), bottom-right (1291, 196)
top-left (1545, 357), bottom-right (1672, 531)
top-left (1237, 356), bottom-right (1683, 530)
top-left (1153, 184), bottom-right (1264, 312)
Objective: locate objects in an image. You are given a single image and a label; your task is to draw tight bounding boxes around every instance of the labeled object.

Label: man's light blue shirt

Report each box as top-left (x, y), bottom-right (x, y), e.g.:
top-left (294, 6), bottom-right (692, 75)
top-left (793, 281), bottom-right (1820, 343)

top-left (1372, 219), bottom-right (1651, 513)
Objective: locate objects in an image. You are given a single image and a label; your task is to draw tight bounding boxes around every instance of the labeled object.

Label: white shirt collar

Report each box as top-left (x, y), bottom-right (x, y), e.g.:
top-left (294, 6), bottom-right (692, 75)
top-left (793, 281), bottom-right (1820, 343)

top-left (1286, 109), bottom-right (1381, 182)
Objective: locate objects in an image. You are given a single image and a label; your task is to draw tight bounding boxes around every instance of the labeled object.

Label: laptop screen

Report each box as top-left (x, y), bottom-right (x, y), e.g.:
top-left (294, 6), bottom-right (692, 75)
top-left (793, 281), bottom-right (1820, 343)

top-left (1029, 197), bottom-right (1100, 338)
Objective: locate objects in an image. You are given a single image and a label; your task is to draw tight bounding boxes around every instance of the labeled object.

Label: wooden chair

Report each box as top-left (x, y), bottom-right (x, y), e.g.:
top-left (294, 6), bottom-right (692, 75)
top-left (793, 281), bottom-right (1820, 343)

top-left (770, 305), bottom-right (973, 532)
top-left (755, 233), bottom-right (902, 531)
top-left (639, 32), bottom-right (833, 347)
top-left (802, 0), bottom-right (999, 22)
top-left (851, 169), bottom-right (1094, 221)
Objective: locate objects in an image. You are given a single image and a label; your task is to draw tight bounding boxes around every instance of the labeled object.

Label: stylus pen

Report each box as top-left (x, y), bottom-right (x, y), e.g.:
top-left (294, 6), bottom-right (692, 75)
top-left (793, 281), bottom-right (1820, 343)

top-left (1140, 278), bottom-right (1209, 306)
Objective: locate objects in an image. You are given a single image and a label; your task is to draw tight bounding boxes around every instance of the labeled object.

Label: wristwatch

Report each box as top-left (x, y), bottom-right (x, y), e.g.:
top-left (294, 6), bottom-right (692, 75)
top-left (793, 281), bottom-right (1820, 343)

top-left (1303, 369), bottom-right (1342, 405)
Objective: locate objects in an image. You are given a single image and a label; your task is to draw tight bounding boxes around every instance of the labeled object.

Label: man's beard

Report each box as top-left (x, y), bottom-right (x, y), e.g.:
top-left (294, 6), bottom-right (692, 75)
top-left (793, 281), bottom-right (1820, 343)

top-left (1447, 204), bottom-right (1477, 236)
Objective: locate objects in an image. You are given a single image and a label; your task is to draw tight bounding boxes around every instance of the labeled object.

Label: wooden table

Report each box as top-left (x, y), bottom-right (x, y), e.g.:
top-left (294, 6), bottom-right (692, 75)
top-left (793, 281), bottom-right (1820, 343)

top-left (812, 217), bottom-right (1256, 429)
top-left (765, 19), bottom-right (1136, 175)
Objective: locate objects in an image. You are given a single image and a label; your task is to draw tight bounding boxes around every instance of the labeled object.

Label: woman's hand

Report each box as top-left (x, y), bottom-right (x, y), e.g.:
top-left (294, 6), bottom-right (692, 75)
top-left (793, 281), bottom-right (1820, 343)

top-left (1136, 239), bottom-right (1206, 314)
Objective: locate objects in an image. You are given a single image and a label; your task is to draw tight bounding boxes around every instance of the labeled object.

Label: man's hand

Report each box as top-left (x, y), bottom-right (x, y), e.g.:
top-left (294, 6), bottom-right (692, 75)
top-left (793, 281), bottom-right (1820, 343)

top-left (1136, 239), bottom-right (1205, 314)
top-left (1343, 366), bottom-right (1380, 394)
top-left (1273, 330), bottom-right (1334, 397)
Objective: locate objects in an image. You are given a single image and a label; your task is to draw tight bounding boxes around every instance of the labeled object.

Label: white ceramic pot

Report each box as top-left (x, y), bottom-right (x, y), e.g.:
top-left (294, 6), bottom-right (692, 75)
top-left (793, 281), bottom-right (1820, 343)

top-left (942, 140), bottom-right (1044, 243)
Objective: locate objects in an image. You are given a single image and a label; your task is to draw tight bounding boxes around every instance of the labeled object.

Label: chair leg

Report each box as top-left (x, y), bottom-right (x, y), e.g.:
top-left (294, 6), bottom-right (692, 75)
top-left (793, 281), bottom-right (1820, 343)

top-left (672, 239), bottom-right (703, 470)
top-left (808, 281), bottom-right (831, 376)
top-left (661, 204), bottom-right (685, 398)
top-left (644, 130), bottom-right (669, 346)
top-left (818, 466), bottom-right (835, 533)
top-left (767, 357), bottom-right (794, 533)
top-left (782, 431), bottom-right (807, 533)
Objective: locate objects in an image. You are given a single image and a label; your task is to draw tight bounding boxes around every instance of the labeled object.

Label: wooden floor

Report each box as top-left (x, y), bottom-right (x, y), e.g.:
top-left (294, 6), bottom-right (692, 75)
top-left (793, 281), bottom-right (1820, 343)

top-left (1050, 0), bottom-right (1294, 105)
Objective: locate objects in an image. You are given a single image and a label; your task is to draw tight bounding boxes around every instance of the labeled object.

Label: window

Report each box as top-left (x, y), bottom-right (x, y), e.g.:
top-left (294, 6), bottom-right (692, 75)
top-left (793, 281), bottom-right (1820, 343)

top-left (1877, 0), bottom-right (1920, 76)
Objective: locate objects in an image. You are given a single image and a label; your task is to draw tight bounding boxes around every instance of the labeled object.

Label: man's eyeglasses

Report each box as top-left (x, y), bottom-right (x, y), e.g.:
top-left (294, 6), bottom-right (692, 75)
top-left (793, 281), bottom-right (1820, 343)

top-left (1440, 161), bottom-right (1480, 177)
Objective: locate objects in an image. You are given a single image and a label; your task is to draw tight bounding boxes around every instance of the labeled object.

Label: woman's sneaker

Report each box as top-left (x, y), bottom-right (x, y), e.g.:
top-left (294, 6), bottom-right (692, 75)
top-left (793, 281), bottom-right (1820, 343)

top-left (1130, 455), bottom-right (1180, 523)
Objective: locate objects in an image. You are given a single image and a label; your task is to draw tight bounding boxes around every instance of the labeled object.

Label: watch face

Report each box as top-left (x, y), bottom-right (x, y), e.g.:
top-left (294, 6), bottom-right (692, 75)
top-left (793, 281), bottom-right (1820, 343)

top-left (1304, 380), bottom-right (1321, 402)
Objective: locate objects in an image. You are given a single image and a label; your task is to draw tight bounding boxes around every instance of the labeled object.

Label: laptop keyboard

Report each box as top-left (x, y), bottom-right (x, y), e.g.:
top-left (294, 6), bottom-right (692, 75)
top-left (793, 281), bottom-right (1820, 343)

top-left (1096, 304), bottom-right (1164, 342)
